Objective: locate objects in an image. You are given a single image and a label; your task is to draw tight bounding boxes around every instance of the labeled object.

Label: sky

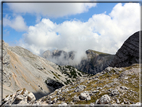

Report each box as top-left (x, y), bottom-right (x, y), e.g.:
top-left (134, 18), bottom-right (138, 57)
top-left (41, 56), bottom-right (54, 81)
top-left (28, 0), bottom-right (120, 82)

top-left (2, 0), bottom-right (141, 58)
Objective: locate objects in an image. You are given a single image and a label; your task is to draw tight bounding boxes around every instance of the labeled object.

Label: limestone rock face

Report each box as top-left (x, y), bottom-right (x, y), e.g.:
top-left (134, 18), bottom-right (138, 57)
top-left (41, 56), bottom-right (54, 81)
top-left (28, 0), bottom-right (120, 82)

top-left (110, 31), bottom-right (141, 67)
top-left (0, 40), bottom-right (85, 100)
top-left (76, 50), bottom-right (114, 74)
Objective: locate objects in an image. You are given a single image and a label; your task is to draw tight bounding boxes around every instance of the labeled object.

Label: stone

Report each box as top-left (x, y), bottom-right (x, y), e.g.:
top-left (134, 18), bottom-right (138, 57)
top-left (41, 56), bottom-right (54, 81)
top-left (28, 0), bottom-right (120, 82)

top-left (27, 92), bottom-right (36, 101)
top-left (116, 99), bottom-right (120, 104)
top-left (73, 95), bottom-right (80, 102)
top-left (92, 90), bottom-right (99, 93)
top-left (79, 91), bottom-right (91, 101)
top-left (97, 94), bottom-right (111, 104)
top-left (57, 89), bottom-right (62, 95)
top-left (59, 102), bottom-right (67, 106)
top-left (120, 86), bottom-right (129, 90)
top-left (15, 95), bottom-right (24, 101)
top-left (109, 89), bottom-right (119, 96)
top-left (52, 98), bottom-right (57, 104)
top-left (46, 100), bottom-right (52, 104)
top-left (74, 85), bottom-right (86, 92)
top-left (90, 103), bottom-right (95, 106)
top-left (96, 87), bottom-right (102, 90)
top-left (62, 88), bottom-right (69, 92)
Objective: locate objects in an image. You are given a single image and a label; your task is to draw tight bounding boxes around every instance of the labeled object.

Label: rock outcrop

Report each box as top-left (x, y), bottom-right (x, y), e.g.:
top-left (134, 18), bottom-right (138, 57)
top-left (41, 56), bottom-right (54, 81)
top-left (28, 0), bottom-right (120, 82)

top-left (2, 88), bottom-right (36, 105)
top-left (110, 31), bottom-right (141, 67)
top-left (76, 50), bottom-right (114, 74)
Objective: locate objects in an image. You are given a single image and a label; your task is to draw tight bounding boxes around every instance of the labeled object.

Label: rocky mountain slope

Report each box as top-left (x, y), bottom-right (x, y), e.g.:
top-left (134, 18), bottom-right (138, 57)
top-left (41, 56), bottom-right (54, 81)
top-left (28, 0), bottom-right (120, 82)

top-left (42, 49), bottom-right (114, 75)
top-left (35, 63), bottom-right (140, 105)
top-left (2, 63), bottom-right (140, 106)
top-left (0, 40), bottom-right (86, 100)
top-left (110, 31), bottom-right (141, 67)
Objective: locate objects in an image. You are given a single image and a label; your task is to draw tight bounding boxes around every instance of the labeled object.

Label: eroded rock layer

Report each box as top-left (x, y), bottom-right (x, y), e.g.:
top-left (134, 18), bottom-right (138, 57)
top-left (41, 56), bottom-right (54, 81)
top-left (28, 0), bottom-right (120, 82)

top-left (110, 31), bottom-right (141, 67)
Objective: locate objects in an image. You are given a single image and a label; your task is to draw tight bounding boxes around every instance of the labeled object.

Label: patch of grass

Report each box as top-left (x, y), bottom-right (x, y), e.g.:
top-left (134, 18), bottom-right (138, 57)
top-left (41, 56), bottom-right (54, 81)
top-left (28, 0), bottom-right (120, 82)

top-left (51, 71), bottom-right (60, 80)
top-left (64, 79), bottom-right (71, 85)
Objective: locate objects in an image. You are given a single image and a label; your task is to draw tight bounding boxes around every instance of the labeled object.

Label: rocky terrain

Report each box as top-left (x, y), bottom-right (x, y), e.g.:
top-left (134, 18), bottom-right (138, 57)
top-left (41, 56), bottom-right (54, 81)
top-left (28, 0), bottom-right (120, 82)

top-left (1, 31), bottom-right (141, 106)
top-left (35, 63), bottom-right (140, 106)
top-left (2, 63), bottom-right (140, 106)
top-left (42, 49), bottom-right (114, 75)
top-left (0, 40), bottom-right (86, 100)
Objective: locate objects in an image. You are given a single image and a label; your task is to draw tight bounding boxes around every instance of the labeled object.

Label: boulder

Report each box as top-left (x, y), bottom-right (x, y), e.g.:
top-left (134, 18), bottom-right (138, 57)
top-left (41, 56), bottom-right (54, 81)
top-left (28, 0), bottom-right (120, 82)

top-left (79, 91), bottom-right (91, 101)
top-left (27, 92), bottom-right (36, 102)
top-left (73, 95), bottom-right (80, 102)
top-left (74, 85), bottom-right (86, 92)
top-left (96, 94), bottom-right (111, 104)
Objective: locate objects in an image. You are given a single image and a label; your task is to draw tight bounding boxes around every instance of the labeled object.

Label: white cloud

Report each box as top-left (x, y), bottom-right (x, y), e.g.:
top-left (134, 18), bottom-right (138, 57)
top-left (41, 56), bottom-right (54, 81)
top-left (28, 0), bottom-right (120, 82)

top-left (3, 15), bottom-right (28, 31)
top-left (7, 1), bottom-right (96, 18)
top-left (19, 3), bottom-right (140, 64)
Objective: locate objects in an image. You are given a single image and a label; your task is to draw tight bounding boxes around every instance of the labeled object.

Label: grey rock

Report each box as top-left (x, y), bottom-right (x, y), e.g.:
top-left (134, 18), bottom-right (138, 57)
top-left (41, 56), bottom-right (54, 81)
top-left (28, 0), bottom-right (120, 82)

top-left (59, 102), bottom-right (67, 106)
top-left (97, 94), bottom-right (111, 104)
top-left (79, 91), bottom-right (91, 101)
top-left (116, 99), bottom-right (120, 104)
top-left (74, 85), bottom-right (86, 92)
top-left (62, 88), bottom-right (69, 92)
top-left (120, 86), bottom-right (129, 90)
top-left (110, 31), bottom-right (140, 67)
top-left (92, 90), bottom-right (99, 93)
top-left (96, 87), bottom-right (102, 90)
top-left (108, 89), bottom-right (119, 96)
top-left (27, 92), bottom-right (36, 102)
top-left (2, 88), bottom-right (36, 105)
top-left (73, 95), bottom-right (80, 102)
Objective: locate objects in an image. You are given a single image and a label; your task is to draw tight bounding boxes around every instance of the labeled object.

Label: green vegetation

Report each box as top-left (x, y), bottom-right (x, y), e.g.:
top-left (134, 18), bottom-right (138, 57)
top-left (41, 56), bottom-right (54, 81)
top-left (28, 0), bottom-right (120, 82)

top-left (51, 71), bottom-right (60, 80)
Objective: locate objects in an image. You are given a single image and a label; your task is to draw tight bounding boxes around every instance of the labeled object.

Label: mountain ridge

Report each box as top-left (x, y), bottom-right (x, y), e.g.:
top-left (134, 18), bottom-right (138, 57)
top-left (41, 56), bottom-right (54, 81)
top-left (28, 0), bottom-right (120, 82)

top-left (41, 49), bottom-right (114, 75)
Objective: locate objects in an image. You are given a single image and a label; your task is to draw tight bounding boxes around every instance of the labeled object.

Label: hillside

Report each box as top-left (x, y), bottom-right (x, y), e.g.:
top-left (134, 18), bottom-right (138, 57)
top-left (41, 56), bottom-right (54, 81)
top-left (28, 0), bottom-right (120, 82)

top-left (0, 40), bottom-right (86, 100)
top-left (36, 63), bottom-right (140, 105)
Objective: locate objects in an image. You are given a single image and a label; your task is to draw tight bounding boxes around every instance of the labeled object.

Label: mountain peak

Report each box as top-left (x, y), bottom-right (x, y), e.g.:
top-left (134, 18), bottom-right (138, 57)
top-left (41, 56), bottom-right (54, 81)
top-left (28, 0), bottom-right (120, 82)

top-left (110, 31), bottom-right (141, 67)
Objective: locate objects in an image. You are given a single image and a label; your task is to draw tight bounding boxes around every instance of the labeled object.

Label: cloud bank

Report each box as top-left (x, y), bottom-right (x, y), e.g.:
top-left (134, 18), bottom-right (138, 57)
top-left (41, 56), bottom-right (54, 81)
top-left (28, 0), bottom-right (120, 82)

top-left (3, 15), bottom-right (28, 32)
top-left (19, 3), bottom-right (140, 57)
top-left (7, 1), bottom-right (96, 18)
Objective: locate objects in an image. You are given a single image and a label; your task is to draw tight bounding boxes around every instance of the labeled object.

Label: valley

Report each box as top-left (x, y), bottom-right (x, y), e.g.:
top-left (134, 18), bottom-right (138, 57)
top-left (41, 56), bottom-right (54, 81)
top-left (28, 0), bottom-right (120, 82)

top-left (1, 31), bottom-right (141, 106)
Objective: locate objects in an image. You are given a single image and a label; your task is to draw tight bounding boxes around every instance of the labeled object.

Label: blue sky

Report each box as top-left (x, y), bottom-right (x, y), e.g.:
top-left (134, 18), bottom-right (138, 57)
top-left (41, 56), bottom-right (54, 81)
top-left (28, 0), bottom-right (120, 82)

top-left (2, 1), bottom-right (141, 56)
top-left (3, 3), bottom-right (118, 44)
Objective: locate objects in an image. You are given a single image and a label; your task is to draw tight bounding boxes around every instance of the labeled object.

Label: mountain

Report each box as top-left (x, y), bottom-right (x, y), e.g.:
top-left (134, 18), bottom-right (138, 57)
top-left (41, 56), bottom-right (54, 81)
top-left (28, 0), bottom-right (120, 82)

top-left (1, 31), bottom-right (141, 106)
top-left (76, 49), bottom-right (114, 74)
top-left (0, 40), bottom-right (87, 101)
top-left (110, 31), bottom-right (141, 67)
top-left (42, 49), bottom-right (114, 75)
top-left (42, 50), bottom-right (75, 65)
